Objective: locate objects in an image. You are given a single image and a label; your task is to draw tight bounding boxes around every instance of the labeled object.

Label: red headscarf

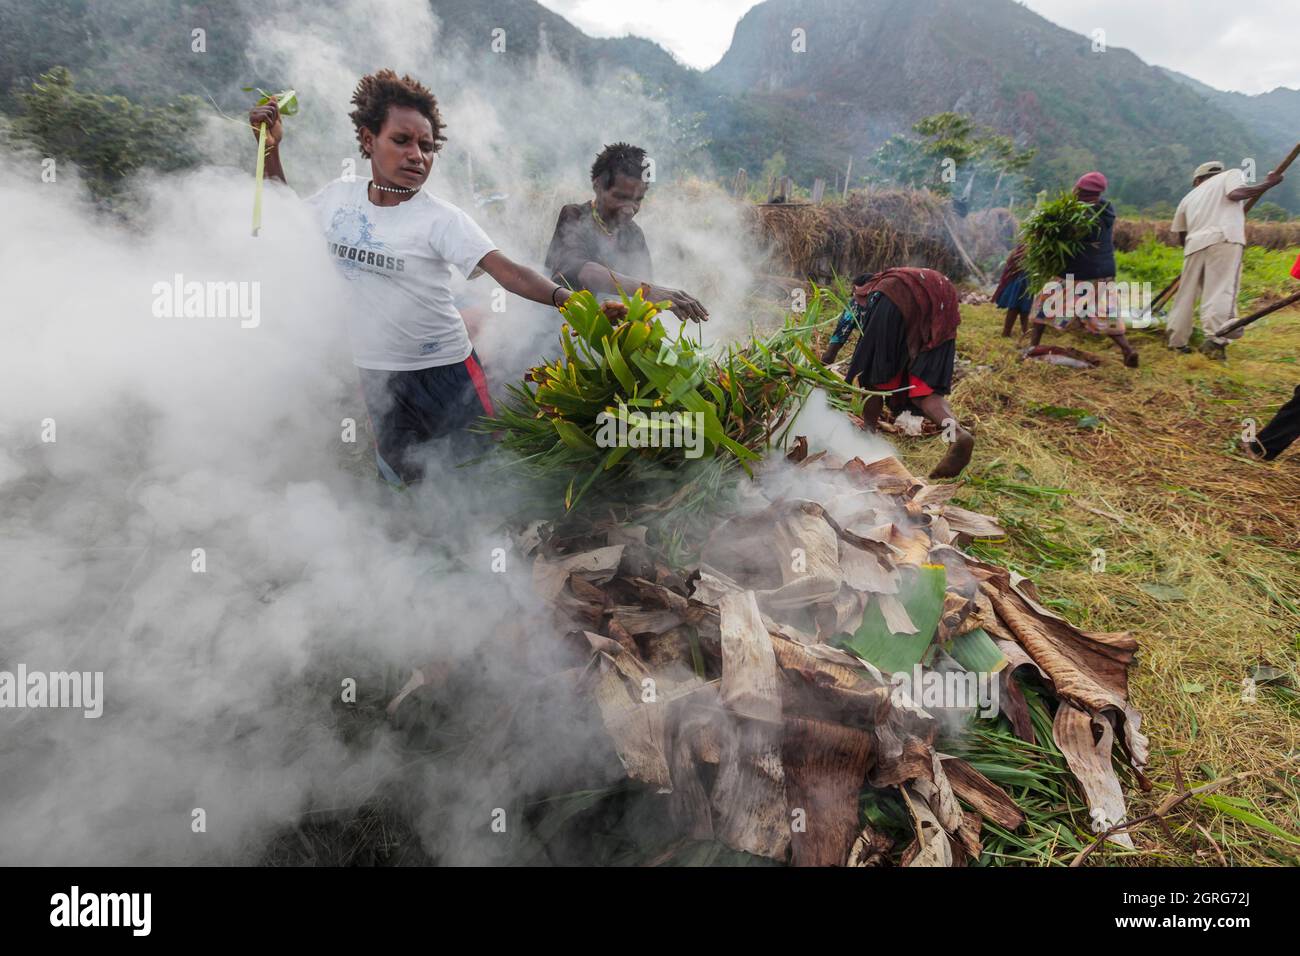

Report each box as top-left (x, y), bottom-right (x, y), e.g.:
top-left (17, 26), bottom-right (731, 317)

top-left (1074, 171), bottom-right (1108, 203)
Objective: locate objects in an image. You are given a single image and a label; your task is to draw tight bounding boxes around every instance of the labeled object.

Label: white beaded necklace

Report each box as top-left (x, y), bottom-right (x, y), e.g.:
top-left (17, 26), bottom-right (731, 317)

top-left (370, 180), bottom-right (420, 194)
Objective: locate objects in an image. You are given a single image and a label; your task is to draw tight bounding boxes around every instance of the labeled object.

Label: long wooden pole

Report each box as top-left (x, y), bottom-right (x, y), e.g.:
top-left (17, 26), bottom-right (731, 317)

top-left (1241, 142), bottom-right (1300, 215)
top-left (1141, 143), bottom-right (1300, 317)
top-left (944, 213), bottom-right (987, 284)
top-left (1146, 274), bottom-right (1180, 313)
top-left (1215, 288), bottom-right (1300, 338)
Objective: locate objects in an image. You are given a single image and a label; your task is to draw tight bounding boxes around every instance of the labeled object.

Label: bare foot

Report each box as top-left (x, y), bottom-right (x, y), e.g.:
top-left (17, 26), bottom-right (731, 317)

top-left (929, 429), bottom-right (974, 479)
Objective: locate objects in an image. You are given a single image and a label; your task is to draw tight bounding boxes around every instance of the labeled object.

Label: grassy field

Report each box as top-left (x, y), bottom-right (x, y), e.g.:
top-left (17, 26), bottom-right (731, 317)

top-left (880, 297), bottom-right (1300, 865)
top-left (1116, 238), bottom-right (1300, 309)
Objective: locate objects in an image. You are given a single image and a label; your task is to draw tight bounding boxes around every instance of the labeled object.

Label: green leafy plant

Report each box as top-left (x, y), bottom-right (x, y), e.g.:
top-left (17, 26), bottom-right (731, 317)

top-left (1018, 191), bottom-right (1101, 292)
top-left (243, 86), bottom-right (298, 235)
top-left (481, 287), bottom-right (867, 515)
top-left (242, 86), bottom-right (299, 117)
top-left (841, 564), bottom-right (948, 672)
top-left (9, 66), bottom-right (201, 200)
top-left (868, 111), bottom-right (1037, 207)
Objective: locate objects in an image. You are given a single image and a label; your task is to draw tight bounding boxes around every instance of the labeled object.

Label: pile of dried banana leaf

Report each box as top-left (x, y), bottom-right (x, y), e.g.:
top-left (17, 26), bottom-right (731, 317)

top-left (521, 448), bottom-right (1148, 866)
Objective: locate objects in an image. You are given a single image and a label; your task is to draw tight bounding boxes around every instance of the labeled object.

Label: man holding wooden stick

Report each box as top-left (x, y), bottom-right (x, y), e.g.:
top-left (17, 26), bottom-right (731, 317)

top-left (1166, 160), bottom-right (1284, 359)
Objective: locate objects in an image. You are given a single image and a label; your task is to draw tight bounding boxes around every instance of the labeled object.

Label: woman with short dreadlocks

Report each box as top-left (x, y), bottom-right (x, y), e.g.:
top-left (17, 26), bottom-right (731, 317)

top-left (544, 143), bottom-right (709, 323)
top-left (249, 70), bottom-right (571, 485)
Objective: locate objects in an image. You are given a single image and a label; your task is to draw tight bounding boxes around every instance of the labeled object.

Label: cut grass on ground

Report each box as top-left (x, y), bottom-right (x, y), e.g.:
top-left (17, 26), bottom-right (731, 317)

top-left (870, 302), bottom-right (1300, 865)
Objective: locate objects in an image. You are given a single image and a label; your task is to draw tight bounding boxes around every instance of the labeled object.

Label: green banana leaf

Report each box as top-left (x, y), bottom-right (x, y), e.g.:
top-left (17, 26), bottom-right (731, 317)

top-left (843, 564), bottom-right (948, 674)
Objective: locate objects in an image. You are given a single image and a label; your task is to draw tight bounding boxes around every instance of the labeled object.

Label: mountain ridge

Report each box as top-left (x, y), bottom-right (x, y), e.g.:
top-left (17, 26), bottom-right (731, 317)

top-left (703, 0), bottom-right (1298, 209)
top-left (0, 0), bottom-right (1295, 210)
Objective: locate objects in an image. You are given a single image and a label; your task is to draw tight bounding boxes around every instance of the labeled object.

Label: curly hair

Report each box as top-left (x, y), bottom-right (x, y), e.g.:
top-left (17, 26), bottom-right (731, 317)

top-left (590, 142), bottom-right (648, 189)
top-left (348, 69), bottom-right (446, 158)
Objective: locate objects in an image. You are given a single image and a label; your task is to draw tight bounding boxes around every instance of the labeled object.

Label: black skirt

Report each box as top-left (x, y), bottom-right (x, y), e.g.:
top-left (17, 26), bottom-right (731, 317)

top-left (844, 291), bottom-right (956, 405)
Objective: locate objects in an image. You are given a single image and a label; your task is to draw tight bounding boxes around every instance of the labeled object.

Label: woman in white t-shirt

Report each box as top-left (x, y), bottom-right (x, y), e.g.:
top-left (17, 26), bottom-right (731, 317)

top-left (249, 70), bottom-right (571, 485)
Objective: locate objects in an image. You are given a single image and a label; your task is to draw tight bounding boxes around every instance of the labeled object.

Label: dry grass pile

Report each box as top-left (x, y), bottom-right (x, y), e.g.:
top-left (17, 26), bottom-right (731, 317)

top-left (749, 189), bottom-right (969, 281)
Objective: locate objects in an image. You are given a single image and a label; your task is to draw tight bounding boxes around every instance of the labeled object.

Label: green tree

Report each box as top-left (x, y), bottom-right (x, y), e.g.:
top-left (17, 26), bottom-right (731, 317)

top-left (759, 150), bottom-right (788, 195)
top-left (1251, 201), bottom-right (1292, 222)
top-left (11, 66), bottom-right (202, 198)
top-left (868, 111), bottom-right (1036, 208)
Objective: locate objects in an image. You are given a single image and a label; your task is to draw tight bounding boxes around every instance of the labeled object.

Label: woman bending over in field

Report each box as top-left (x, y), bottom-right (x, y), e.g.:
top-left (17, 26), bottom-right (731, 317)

top-left (843, 267), bottom-right (975, 479)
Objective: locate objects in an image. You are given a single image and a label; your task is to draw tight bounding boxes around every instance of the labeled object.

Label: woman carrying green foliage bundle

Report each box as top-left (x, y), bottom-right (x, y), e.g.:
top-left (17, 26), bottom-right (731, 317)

top-left (1025, 172), bottom-right (1140, 368)
top-left (247, 70), bottom-right (572, 485)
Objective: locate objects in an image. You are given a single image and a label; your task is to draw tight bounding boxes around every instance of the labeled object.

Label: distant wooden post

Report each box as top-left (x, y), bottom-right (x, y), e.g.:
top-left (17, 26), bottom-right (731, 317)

top-left (943, 213), bottom-right (987, 285)
top-left (811, 177), bottom-right (826, 203)
top-left (732, 167), bottom-right (748, 198)
top-left (843, 156), bottom-right (853, 199)
top-left (779, 176), bottom-right (792, 201)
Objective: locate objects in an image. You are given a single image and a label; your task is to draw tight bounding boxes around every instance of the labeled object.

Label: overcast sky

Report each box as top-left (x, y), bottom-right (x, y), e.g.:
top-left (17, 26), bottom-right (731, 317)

top-left (536, 0), bottom-right (1300, 95)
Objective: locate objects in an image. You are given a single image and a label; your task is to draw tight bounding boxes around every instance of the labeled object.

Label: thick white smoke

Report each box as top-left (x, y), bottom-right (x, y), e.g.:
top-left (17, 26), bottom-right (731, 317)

top-left (0, 153), bottom-right (600, 863)
top-left (0, 0), bottom-right (841, 865)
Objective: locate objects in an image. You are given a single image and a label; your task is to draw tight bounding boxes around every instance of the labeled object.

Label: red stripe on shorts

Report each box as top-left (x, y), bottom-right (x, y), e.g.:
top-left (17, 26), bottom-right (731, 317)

top-left (464, 353), bottom-right (495, 416)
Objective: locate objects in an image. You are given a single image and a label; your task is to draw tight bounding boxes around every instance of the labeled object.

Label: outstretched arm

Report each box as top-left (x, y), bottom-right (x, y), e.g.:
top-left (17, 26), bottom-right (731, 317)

top-left (571, 262), bottom-right (709, 323)
top-left (543, 207), bottom-right (708, 322)
top-left (479, 250), bottom-right (571, 310)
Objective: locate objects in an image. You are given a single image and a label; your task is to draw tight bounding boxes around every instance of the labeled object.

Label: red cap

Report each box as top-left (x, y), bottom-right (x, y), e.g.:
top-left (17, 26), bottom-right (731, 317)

top-left (1074, 171), bottom-right (1108, 197)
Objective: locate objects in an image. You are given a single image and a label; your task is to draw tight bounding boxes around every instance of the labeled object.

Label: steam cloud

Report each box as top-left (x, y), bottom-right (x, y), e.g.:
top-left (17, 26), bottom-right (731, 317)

top-left (0, 0), bottom-right (876, 864)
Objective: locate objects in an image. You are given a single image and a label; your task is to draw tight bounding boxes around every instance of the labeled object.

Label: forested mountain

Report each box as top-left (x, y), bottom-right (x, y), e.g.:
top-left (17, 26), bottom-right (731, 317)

top-left (1, 0), bottom-right (1295, 210)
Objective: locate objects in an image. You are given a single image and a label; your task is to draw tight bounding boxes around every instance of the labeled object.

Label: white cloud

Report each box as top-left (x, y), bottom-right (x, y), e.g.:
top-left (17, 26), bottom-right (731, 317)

top-left (1021, 0), bottom-right (1300, 94)
top-left (539, 0), bottom-right (758, 69)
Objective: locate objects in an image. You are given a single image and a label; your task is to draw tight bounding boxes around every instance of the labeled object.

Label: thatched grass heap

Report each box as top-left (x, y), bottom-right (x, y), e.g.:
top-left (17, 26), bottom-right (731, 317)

top-left (749, 190), bottom-right (973, 281)
top-left (1115, 218), bottom-right (1300, 252)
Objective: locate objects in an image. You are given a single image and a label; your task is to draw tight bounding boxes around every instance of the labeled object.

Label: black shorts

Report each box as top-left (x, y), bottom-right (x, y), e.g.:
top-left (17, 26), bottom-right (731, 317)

top-left (357, 351), bottom-right (495, 485)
